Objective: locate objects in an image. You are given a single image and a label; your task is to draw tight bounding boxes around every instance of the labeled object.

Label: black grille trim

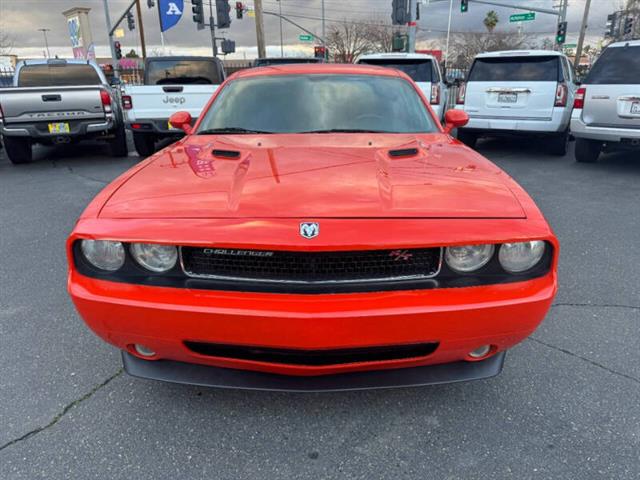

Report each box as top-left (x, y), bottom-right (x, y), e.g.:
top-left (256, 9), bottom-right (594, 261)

top-left (184, 341), bottom-right (439, 366)
top-left (180, 247), bottom-right (443, 284)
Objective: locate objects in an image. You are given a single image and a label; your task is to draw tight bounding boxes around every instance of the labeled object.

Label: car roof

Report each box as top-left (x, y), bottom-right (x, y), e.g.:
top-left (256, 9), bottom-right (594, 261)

top-left (605, 39), bottom-right (640, 48)
top-left (475, 50), bottom-right (565, 58)
top-left (18, 58), bottom-right (95, 66)
top-left (231, 63), bottom-right (406, 79)
top-left (357, 52), bottom-right (437, 61)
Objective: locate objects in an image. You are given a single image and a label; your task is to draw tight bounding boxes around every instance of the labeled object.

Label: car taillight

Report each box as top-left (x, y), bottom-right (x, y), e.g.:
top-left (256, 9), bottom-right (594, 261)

top-left (430, 84), bottom-right (440, 105)
top-left (100, 90), bottom-right (112, 113)
top-left (555, 83), bottom-right (568, 107)
top-left (456, 83), bottom-right (466, 105)
top-left (122, 95), bottom-right (133, 110)
top-left (574, 87), bottom-right (586, 109)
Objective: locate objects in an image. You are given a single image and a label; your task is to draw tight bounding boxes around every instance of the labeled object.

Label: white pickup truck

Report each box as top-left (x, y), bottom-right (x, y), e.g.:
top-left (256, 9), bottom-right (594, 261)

top-left (122, 56), bottom-right (225, 156)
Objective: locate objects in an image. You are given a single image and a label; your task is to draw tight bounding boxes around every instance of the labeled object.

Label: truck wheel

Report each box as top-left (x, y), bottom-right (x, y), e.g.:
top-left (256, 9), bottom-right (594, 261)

top-left (110, 125), bottom-right (128, 157)
top-left (548, 130), bottom-right (570, 156)
top-left (457, 130), bottom-right (478, 149)
top-left (575, 138), bottom-right (601, 163)
top-left (3, 137), bottom-right (33, 164)
top-left (133, 133), bottom-right (157, 157)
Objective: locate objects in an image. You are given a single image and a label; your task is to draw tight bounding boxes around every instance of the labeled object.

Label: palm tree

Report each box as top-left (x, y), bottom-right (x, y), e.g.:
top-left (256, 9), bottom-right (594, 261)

top-left (483, 10), bottom-right (499, 33)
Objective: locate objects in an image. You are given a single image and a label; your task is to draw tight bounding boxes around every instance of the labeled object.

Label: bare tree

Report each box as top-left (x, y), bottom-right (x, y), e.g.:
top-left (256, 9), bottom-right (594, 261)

top-left (327, 20), bottom-right (396, 63)
top-left (0, 28), bottom-right (13, 55)
top-left (448, 32), bottom-right (528, 68)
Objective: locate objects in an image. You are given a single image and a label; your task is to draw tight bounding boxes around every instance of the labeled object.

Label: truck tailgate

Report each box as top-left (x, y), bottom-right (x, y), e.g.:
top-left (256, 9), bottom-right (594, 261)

top-left (124, 85), bottom-right (218, 122)
top-left (0, 86), bottom-right (106, 124)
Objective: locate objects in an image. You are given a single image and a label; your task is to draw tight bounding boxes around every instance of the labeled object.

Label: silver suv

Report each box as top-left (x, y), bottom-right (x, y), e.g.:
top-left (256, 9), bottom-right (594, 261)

top-left (571, 40), bottom-right (640, 163)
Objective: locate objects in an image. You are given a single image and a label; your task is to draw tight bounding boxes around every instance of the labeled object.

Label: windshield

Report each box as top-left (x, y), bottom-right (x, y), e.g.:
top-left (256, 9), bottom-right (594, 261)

top-left (145, 59), bottom-right (222, 85)
top-left (197, 74), bottom-right (437, 134)
top-left (358, 59), bottom-right (434, 82)
top-left (468, 56), bottom-right (560, 82)
top-left (18, 64), bottom-right (101, 87)
top-left (585, 46), bottom-right (640, 84)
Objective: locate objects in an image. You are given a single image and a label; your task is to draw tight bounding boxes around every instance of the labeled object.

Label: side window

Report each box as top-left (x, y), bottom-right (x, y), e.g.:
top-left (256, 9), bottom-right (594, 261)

top-left (562, 58), bottom-right (573, 83)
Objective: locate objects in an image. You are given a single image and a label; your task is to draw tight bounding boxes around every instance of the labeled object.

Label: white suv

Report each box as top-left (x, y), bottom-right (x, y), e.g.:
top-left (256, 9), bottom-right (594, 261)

top-left (455, 50), bottom-right (577, 155)
top-left (571, 40), bottom-right (640, 163)
top-left (356, 53), bottom-right (448, 121)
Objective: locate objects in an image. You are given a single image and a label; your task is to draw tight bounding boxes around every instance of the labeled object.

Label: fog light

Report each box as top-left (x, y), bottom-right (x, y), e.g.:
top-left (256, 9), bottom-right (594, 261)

top-left (134, 344), bottom-right (156, 357)
top-left (468, 345), bottom-right (492, 359)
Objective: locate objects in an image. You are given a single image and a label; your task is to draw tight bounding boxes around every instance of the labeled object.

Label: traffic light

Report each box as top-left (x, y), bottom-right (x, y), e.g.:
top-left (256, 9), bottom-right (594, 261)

top-left (556, 21), bottom-right (567, 45)
top-left (192, 0), bottom-right (205, 30)
top-left (235, 2), bottom-right (243, 19)
top-left (126, 11), bottom-right (135, 31)
top-left (146, 0), bottom-right (155, 8)
top-left (314, 46), bottom-right (327, 59)
top-left (605, 13), bottom-right (617, 38)
top-left (391, 0), bottom-right (408, 26)
top-left (624, 16), bottom-right (634, 36)
top-left (461, 0), bottom-right (469, 13)
top-left (114, 41), bottom-right (122, 60)
top-left (221, 39), bottom-right (236, 54)
top-left (216, 0), bottom-right (231, 29)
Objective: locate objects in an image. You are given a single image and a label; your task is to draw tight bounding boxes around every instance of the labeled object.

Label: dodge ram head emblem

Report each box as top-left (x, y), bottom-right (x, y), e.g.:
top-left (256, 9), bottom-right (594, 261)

top-left (300, 222), bottom-right (319, 239)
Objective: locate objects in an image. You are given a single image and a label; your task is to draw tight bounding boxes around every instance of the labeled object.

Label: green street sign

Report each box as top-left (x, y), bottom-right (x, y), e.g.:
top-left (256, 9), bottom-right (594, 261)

top-left (509, 12), bottom-right (535, 22)
top-left (299, 34), bottom-right (313, 42)
top-left (563, 43), bottom-right (577, 48)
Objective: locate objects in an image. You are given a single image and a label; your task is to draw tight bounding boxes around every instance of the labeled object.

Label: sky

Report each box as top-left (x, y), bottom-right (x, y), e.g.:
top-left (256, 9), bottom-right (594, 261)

top-left (0, 0), bottom-right (626, 60)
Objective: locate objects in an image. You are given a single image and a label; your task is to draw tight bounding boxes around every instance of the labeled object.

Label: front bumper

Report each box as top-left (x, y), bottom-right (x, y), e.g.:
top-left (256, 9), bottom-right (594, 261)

top-left (123, 350), bottom-right (506, 392)
top-left (571, 114), bottom-right (640, 143)
top-left (69, 267), bottom-right (556, 384)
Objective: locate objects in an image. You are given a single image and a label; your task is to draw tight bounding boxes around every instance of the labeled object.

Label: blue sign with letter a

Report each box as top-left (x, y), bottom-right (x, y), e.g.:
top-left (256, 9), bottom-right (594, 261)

top-left (158, 0), bottom-right (184, 32)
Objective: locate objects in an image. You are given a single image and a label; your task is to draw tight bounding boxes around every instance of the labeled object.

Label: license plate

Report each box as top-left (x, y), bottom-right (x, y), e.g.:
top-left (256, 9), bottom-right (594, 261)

top-left (48, 122), bottom-right (70, 134)
top-left (498, 93), bottom-right (517, 103)
top-left (631, 102), bottom-right (640, 114)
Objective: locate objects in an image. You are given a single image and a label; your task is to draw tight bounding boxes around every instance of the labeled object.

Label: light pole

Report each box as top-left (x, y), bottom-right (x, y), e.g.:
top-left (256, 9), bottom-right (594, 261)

top-left (38, 28), bottom-right (51, 58)
top-left (321, 0), bottom-right (325, 46)
top-left (277, 0), bottom-right (283, 57)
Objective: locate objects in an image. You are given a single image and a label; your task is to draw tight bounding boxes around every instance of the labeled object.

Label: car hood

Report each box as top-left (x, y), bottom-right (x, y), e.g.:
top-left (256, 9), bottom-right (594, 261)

top-left (100, 134), bottom-right (526, 219)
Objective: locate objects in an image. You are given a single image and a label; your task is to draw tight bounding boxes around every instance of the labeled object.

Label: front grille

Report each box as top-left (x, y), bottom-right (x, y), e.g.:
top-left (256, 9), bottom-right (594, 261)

top-left (180, 247), bottom-right (442, 284)
top-left (184, 341), bottom-right (439, 366)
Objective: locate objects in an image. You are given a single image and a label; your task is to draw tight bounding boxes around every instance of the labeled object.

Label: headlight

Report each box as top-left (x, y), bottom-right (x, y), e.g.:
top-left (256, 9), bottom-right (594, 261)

top-left (499, 241), bottom-right (546, 273)
top-left (80, 240), bottom-right (125, 271)
top-left (130, 243), bottom-right (178, 273)
top-left (445, 244), bottom-right (495, 273)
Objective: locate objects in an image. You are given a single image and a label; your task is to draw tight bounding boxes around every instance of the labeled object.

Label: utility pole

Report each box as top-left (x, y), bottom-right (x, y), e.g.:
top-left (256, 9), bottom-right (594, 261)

top-left (407, 0), bottom-right (417, 52)
top-left (38, 28), bottom-right (51, 58)
top-left (254, 0), bottom-right (266, 58)
top-left (135, 0), bottom-right (147, 59)
top-left (574, 0), bottom-right (592, 66)
top-left (102, 0), bottom-right (119, 78)
top-left (278, 0), bottom-right (283, 57)
top-left (209, 0), bottom-right (218, 56)
top-left (321, 0), bottom-right (326, 46)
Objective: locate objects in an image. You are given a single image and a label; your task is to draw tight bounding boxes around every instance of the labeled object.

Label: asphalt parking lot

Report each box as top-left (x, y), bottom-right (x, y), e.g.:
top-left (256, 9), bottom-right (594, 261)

top-left (0, 138), bottom-right (638, 479)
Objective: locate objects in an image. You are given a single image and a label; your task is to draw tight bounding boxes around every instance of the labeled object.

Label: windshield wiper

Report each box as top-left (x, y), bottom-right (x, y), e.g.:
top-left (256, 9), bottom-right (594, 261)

top-left (198, 127), bottom-right (274, 135)
top-left (299, 128), bottom-right (392, 134)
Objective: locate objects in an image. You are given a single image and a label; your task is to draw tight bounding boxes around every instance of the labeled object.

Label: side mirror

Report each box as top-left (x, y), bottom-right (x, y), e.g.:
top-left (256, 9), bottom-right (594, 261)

top-left (443, 109), bottom-right (469, 134)
top-left (169, 111), bottom-right (193, 135)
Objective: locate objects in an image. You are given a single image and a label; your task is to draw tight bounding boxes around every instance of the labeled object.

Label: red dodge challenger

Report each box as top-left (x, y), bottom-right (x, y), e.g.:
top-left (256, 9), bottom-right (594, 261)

top-left (67, 64), bottom-right (558, 391)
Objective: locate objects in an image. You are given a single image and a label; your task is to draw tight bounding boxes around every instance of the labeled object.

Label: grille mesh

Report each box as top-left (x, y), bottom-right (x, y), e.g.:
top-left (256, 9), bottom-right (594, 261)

top-left (181, 247), bottom-right (441, 283)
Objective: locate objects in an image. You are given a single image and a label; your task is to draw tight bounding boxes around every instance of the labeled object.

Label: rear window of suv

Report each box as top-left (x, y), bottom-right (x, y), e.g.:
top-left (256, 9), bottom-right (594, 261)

top-left (468, 56), bottom-right (560, 82)
top-left (584, 46), bottom-right (640, 84)
top-left (18, 64), bottom-right (101, 87)
top-left (358, 59), bottom-right (435, 82)
top-left (145, 59), bottom-right (223, 85)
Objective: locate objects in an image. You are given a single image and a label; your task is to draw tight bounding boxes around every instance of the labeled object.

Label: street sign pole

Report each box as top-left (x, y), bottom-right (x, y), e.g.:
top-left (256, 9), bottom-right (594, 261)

top-left (102, 0), bottom-right (119, 78)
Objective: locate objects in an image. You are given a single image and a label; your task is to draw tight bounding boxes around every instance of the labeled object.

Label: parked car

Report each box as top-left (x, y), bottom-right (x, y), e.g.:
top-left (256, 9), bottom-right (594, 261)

top-left (356, 52), bottom-right (448, 120)
top-left (571, 40), bottom-right (640, 163)
top-left (253, 57), bottom-right (324, 67)
top-left (455, 50), bottom-right (578, 155)
top-left (67, 64), bottom-right (558, 391)
top-left (0, 59), bottom-right (126, 164)
top-left (122, 56), bottom-right (225, 157)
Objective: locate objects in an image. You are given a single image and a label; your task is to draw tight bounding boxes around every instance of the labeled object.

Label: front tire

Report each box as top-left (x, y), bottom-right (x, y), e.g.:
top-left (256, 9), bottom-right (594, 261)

top-left (3, 136), bottom-right (32, 164)
top-left (110, 124), bottom-right (128, 157)
top-left (548, 130), bottom-right (570, 156)
top-left (133, 133), bottom-right (157, 157)
top-left (575, 138), bottom-right (601, 163)
top-left (456, 130), bottom-right (478, 149)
